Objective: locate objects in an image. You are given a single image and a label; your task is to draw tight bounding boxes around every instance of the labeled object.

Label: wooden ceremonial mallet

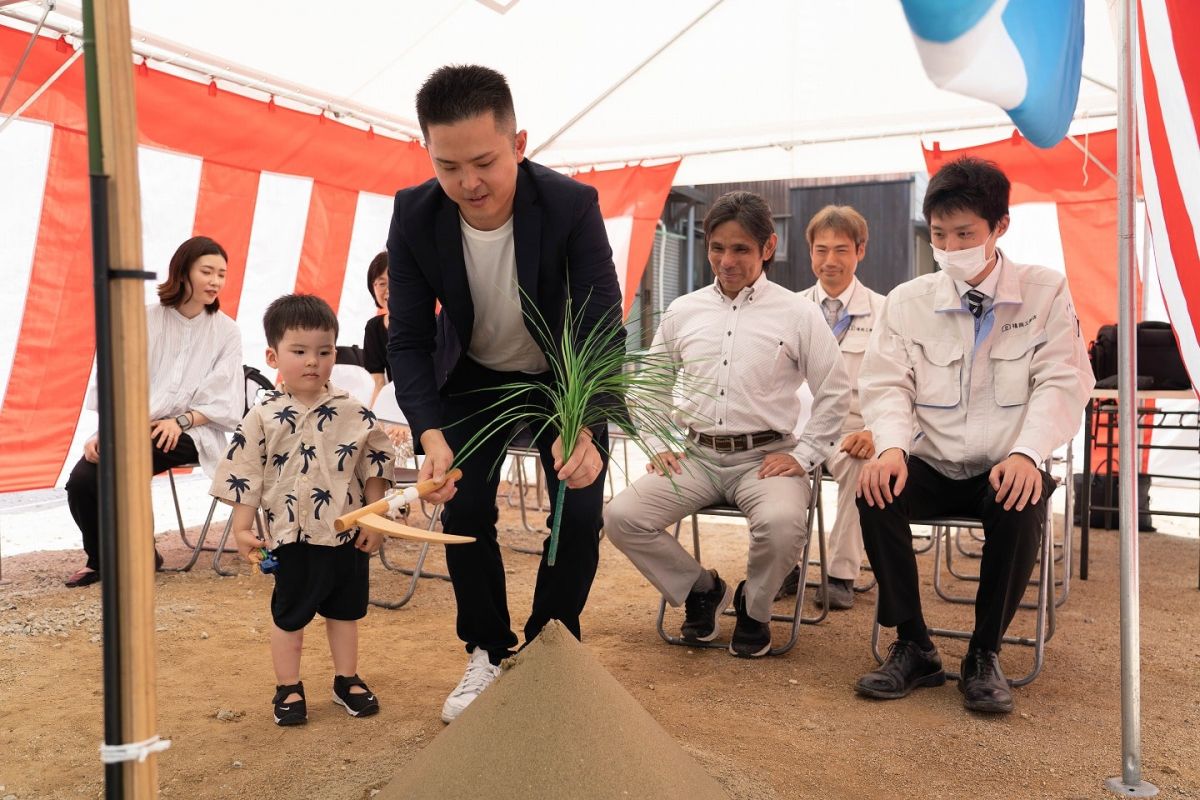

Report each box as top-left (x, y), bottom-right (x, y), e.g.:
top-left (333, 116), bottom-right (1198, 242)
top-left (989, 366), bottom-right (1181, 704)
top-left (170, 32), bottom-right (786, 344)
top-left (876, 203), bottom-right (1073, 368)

top-left (332, 468), bottom-right (474, 544)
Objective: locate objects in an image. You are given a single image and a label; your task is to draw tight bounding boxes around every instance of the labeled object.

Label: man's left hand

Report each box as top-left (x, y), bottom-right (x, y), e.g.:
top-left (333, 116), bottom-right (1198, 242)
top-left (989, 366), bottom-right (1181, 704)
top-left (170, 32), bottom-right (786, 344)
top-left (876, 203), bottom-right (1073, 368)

top-left (758, 453), bottom-right (806, 479)
top-left (553, 429), bottom-right (604, 489)
top-left (989, 454), bottom-right (1044, 511)
top-left (840, 430), bottom-right (875, 460)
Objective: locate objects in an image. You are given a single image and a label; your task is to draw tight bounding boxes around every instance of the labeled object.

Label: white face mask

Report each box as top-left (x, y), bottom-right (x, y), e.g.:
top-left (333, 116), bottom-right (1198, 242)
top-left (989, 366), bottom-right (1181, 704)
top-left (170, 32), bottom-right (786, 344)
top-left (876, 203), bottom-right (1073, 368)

top-left (932, 231), bottom-right (995, 282)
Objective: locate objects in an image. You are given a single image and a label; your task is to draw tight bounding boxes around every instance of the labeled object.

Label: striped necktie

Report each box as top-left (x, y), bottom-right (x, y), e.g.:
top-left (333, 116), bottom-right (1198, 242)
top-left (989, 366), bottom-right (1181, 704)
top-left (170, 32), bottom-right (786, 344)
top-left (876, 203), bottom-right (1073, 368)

top-left (965, 289), bottom-right (985, 319)
top-left (821, 297), bottom-right (843, 328)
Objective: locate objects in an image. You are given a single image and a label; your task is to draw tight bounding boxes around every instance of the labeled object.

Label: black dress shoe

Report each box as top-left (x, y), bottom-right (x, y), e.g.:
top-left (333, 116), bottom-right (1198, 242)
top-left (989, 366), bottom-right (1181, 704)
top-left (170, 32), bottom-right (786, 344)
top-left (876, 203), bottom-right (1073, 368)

top-left (959, 649), bottom-right (1014, 714)
top-left (154, 548), bottom-right (164, 572)
top-left (65, 568), bottom-right (101, 588)
top-left (855, 639), bottom-right (945, 699)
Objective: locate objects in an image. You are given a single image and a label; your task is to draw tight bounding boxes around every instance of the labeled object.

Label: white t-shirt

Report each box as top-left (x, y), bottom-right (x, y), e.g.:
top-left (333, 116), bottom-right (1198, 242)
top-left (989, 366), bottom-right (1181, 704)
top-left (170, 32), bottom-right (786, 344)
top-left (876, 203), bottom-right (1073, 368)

top-left (460, 214), bottom-right (550, 374)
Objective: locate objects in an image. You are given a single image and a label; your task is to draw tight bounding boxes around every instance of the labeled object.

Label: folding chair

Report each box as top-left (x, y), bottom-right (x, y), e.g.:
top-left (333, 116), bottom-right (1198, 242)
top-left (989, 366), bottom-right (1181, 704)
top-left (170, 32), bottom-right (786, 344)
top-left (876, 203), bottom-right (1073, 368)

top-left (655, 467), bottom-right (827, 657)
top-left (869, 479), bottom-right (1058, 687)
top-left (162, 365), bottom-right (275, 572)
top-left (370, 468), bottom-right (454, 609)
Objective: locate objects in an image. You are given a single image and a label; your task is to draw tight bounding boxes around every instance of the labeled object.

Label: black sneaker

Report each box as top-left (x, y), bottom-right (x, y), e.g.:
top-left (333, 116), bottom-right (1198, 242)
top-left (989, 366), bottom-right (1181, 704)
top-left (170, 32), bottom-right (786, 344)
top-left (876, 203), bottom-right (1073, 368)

top-left (333, 674), bottom-right (380, 718)
top-left (729, 580), bottom-right (771, 658)
top-left (272, 682), bottom-right (307, 726)
top-left (773, 564), bottom-right (801, 600)
top-left (680, 569), bottom-right (732, 642)
top-left (855, 640), bottom-right (945, 700)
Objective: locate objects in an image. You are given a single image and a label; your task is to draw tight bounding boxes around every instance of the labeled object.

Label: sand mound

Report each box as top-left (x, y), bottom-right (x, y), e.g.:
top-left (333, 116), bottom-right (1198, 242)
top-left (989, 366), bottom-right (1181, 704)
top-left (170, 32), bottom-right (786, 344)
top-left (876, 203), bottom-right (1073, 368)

top-left (379, 620), bottom-right (729, 799)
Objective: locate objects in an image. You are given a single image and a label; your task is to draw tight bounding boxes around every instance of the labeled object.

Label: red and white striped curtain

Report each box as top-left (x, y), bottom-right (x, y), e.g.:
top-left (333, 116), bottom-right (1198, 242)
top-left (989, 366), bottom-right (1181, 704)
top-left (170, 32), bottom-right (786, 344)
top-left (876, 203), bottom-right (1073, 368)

top-left (1137, 0), bottom-right (1200, 392)
top-left (0, 26), bottom-right (678, 492)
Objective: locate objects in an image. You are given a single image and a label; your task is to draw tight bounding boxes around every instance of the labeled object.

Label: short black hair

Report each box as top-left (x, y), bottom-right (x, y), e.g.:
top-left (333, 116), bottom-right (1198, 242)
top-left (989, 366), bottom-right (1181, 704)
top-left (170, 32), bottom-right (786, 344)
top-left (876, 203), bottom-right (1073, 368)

top-left (703, 191), bottom-right (776, 268)
top-left (923, 156), bottom-right (1011, 230)
top-left (263, 294), bottom-right (339, 349)
top-left (415, 64), bottom-right (516, 137)
top-left (366, 251), bottom-right (388, 308)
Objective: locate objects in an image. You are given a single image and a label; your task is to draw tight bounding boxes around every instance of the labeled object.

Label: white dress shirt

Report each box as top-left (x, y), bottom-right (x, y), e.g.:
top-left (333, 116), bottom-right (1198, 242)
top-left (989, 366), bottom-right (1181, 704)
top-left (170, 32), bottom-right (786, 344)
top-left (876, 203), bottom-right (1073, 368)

top-left (859, 252), bottom-right (1094, 479)
top-left (86, 304), bottom-right (244, 476)
top-left (646, 273), bottom-right (851, 472)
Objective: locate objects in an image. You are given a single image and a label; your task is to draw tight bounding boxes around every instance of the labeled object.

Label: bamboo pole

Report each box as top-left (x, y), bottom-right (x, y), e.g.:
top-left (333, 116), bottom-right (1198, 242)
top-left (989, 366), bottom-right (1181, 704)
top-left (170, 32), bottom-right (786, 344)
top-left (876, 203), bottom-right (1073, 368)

top-left (82, 0), bottom-right (160, 796)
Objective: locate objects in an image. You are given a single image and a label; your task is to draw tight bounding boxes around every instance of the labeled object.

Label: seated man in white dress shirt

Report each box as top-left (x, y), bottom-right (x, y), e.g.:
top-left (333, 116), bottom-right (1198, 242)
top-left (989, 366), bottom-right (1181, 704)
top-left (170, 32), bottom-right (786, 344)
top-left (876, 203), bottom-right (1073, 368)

top-left (604, 191), bottom-right (850, 658)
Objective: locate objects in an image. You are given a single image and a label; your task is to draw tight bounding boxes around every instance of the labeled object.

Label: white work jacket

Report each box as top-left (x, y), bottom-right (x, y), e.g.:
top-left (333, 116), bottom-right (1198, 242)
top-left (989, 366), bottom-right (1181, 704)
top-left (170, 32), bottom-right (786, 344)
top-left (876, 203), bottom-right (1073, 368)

top-left (859, 254), bottom-right (1095, 480)
top-left (798, 277), bottom-right (886, 433)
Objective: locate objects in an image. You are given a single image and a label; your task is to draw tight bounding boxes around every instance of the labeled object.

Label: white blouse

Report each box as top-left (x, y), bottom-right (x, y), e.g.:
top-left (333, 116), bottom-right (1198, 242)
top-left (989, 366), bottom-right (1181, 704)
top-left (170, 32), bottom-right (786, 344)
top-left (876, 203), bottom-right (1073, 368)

top-left (87, 303), bottom-right (245, 476)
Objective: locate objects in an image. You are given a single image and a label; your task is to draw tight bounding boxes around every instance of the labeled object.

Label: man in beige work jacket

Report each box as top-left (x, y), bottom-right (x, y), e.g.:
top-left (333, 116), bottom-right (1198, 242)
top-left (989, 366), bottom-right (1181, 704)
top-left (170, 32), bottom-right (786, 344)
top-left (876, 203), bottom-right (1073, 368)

top-left (793, 205), bottom-right (886, 610)
top-left (854, 157), bottom-right (1094, 715)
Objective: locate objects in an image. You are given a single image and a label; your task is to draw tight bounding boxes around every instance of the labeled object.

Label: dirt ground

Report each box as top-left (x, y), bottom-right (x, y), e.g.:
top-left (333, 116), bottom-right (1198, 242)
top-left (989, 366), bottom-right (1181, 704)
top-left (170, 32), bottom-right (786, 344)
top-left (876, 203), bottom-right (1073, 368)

top-left (1, 494), bottom-right (1198, 800)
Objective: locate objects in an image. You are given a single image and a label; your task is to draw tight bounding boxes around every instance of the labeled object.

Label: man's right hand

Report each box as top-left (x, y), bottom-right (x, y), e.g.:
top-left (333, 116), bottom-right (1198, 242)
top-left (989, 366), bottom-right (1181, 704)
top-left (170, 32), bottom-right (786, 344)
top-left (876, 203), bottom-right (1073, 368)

top-left (647, 451), bottom-right (686, 476)
top-left (418, 429), bottom-right (458, 504)
top-left (857, 447), bottom-right (908, 508)
top-left (83, 435), bottom-right (100, 464)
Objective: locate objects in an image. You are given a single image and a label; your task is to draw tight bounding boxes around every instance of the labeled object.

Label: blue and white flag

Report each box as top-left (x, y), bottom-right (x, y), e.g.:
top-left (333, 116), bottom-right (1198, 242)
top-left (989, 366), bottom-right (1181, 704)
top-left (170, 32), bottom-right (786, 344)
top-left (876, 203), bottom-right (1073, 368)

top-left (901, 0), bottom-right (1084, 148)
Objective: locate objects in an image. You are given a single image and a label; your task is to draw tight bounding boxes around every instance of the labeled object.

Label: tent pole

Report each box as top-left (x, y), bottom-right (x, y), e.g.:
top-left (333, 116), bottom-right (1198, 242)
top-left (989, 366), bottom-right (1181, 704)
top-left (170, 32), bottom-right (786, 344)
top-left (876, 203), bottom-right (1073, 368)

top-left (82, 0), bottom-right (161, 797)
top-left (1105, 0), bottom-right (1156, 795)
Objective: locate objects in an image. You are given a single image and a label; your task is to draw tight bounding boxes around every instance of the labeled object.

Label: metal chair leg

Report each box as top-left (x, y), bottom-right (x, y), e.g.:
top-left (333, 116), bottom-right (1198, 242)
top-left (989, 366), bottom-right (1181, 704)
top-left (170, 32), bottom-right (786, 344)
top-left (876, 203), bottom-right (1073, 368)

top-left (161, 497), bottom-right (220, 572)
top-left (371, 510), bottom-right (451, 609)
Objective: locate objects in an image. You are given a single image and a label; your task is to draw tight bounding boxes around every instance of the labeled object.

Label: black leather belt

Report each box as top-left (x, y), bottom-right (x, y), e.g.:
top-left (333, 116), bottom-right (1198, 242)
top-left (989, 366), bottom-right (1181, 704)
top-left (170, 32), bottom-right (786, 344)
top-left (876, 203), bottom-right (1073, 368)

top-left (688, 429), bottom-right (783, 453)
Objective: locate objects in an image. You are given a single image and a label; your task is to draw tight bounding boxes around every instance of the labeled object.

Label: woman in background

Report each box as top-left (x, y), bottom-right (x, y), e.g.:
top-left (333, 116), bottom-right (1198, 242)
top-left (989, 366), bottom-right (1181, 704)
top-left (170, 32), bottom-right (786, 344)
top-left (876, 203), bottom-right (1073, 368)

top-left (362, 251), bottom-right (391, 407)
top-left (64, 235), bottom-right (244, 587)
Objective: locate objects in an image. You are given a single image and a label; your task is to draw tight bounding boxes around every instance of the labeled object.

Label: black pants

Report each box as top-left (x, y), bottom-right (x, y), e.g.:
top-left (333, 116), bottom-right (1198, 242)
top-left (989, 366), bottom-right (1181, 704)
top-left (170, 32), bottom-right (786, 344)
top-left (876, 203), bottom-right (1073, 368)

top-left (439, 358), bottom-right (609, 662)
top-left (65, 434), bottom-right (199, 571)
top-left (856, 456), bottom-right (1055, 653)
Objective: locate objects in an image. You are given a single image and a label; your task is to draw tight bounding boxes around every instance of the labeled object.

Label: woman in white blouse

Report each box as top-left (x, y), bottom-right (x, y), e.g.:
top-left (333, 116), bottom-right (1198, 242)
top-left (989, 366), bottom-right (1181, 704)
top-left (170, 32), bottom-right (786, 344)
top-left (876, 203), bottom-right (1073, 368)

top-left (64, 236), bottom-right (244, 587)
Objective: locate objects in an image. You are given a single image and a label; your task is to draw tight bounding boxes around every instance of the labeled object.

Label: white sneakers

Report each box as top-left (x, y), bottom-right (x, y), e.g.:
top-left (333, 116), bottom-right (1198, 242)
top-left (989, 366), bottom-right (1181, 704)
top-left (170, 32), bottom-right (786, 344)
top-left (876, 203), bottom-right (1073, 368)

top-left (440, 647), bottom-right (501, 724)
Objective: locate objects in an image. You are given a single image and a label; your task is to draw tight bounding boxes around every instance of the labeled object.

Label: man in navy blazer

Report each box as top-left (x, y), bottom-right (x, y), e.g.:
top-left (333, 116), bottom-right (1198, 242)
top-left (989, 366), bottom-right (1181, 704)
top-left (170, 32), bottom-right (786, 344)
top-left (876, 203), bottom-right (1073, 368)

top-left (386, 65), bottom-right (625, 723)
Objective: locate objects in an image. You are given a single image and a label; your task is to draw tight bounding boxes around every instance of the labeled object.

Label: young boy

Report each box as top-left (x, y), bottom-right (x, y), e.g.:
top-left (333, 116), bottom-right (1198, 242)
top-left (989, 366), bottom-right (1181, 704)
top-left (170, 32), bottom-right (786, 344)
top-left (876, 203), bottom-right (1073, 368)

top-left (211, 294), bottom-right (395, 726)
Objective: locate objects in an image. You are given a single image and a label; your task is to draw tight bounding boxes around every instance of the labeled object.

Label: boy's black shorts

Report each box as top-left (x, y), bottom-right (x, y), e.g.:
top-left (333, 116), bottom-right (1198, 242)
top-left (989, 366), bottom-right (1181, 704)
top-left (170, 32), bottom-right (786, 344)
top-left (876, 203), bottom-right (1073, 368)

top-left (270, 540), bottom-right (369, 632)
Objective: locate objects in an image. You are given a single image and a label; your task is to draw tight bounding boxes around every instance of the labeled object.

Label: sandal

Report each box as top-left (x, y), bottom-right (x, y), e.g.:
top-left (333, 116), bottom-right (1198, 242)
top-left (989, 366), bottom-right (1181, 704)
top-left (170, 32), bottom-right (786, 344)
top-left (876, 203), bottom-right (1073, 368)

top-left (65, 568), bottom-right (100, 588)
top-left (333, 674), bottom-right (379, 718)
top-left (272, 681), bottom-right (307, 726)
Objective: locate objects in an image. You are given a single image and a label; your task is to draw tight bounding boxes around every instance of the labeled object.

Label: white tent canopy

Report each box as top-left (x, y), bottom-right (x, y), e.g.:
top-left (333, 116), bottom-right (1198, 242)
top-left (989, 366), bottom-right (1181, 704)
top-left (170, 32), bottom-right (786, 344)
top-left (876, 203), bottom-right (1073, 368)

top-left (4, 0), bottom-right (1120, 183)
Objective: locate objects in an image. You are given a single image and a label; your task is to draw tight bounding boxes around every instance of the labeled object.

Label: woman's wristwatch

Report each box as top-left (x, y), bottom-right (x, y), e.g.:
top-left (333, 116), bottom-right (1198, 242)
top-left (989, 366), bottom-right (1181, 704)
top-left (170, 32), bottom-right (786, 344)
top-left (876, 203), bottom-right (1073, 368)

top-left (175, 413), bottom-right (193, 431)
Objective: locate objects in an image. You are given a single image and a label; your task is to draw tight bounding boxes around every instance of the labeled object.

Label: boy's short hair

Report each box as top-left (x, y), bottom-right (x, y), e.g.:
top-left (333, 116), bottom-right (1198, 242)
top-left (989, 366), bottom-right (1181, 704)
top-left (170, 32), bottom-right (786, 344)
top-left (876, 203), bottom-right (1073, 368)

top-left (263, 294), bottom-right (339, 348)
top-left (923, 156), bottom-right (1011, 230)
top-left (415, 64), bottom-right (516, 137)
top-left (703, 191), bottom-right (776, 268)
top-left (805, 205), bottom-right (869, 248)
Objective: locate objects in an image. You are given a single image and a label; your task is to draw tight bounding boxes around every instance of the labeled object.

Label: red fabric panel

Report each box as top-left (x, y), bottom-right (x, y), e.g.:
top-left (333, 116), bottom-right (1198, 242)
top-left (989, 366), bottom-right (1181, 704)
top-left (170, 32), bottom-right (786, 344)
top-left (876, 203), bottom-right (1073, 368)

top-left (924, 131), bottom-right (1121, 205)
top-left (0, 27), bottom-right (433, 195)
top-left (192, 162), bottom-right (259, 320)
top-left (293, 183), bottom-right (358, 313)
top-left (574, 162), bottom-right (680, 316)
top-left (0, 128), bottom-right (94, 491)
top-left (1056, 200), bottom-right (1124, 342)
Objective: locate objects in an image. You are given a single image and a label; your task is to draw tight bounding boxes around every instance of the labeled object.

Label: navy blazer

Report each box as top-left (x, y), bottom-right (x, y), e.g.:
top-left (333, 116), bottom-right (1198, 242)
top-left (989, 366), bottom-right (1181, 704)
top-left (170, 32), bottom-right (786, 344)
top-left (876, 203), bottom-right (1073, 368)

top-left (386, 158), bottom-right (626, 443)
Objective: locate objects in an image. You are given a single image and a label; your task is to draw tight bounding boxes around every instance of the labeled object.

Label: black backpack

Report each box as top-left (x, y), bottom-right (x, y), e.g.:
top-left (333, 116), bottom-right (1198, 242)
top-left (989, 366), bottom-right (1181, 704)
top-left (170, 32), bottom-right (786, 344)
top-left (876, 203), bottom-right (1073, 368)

top-left (1089, 324), bottom-right (1118, 383)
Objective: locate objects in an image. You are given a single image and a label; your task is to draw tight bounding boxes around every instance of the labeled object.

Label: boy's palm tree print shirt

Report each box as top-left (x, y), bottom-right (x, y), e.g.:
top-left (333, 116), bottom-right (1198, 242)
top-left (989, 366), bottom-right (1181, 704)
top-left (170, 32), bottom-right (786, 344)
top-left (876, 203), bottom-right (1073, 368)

top-left (210, 384), bottom-right (396, 548)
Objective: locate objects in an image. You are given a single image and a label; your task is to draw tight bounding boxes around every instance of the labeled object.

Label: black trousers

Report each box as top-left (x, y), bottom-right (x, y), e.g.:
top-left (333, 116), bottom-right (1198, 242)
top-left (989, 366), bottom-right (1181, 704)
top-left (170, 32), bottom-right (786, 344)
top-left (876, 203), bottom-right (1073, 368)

top-left (438, 358), bottom-right (609, 662)
top-left (65, 434), bottom-right (199, 571)
top-left (856, 456), bottom-right (1056, 653)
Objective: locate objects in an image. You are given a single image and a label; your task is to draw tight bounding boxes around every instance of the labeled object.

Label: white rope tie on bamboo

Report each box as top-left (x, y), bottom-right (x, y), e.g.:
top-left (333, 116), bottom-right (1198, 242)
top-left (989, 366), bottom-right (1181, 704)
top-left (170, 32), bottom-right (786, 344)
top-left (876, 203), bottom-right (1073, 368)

top-left (98, 735), bottom-right (172, 764)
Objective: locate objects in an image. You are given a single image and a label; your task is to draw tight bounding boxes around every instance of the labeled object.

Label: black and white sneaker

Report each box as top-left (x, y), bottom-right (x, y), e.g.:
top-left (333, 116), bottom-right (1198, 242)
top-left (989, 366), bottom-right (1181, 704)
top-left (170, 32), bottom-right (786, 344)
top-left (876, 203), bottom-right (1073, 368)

top-left (681, 569), bottom-right (732, 642)
top-left (729, 581), bottom-right (772, 658)
top-left (272, 682), bottom-right (307, 726)
top-left (332, 674), bottom-right (380, 717)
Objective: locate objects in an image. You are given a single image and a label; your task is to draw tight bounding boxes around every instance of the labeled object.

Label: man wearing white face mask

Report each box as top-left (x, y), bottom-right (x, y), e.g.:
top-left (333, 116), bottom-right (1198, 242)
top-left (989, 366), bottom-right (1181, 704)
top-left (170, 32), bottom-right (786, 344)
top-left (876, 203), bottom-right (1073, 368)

top-left (853, 157), bottom-right (1094, 715)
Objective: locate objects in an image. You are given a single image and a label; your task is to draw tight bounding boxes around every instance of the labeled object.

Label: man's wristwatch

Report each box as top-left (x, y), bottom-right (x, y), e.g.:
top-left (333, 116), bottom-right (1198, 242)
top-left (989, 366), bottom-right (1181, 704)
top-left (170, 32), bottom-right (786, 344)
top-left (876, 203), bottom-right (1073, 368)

top-left (175, 413), bottom-right (192, 431)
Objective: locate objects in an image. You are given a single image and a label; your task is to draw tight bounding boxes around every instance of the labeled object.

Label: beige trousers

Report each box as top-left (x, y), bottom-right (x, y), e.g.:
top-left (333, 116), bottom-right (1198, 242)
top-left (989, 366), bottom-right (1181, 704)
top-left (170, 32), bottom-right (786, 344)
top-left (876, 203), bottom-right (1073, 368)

top-left (603, 439), bottom-right (811, 623)
top-left (823, 442), bottom-right (869, 582)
